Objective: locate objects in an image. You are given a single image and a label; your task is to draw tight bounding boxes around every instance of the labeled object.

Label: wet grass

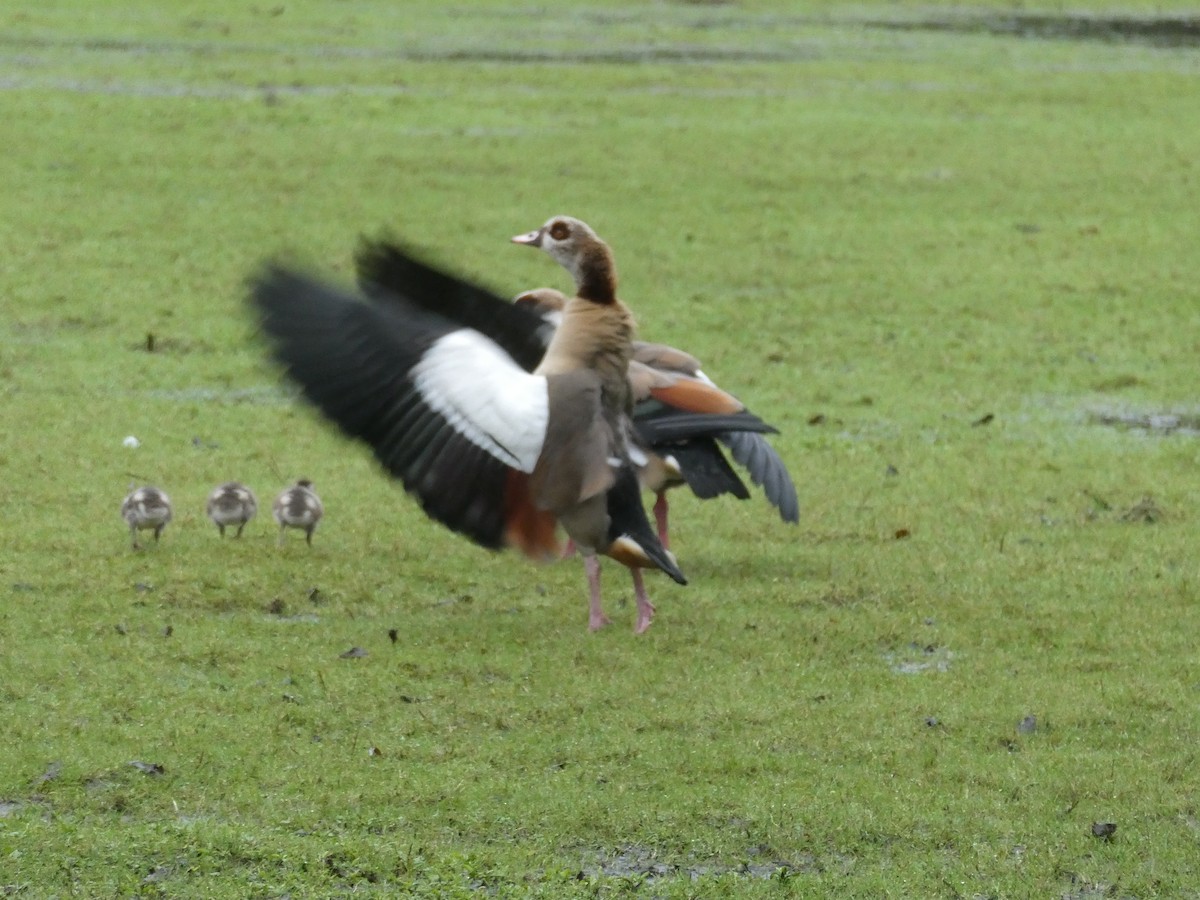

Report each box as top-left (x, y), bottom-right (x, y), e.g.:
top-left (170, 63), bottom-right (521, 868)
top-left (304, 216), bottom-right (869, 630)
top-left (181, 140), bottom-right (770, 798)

top-left (3, 0), bottom-right (1200, 896)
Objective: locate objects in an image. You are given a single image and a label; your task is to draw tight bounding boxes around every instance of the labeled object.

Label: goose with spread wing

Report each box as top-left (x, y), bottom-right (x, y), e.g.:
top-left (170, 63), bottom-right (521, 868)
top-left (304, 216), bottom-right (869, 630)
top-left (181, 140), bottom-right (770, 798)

top-left (252, 217), bottom-right (684, 633)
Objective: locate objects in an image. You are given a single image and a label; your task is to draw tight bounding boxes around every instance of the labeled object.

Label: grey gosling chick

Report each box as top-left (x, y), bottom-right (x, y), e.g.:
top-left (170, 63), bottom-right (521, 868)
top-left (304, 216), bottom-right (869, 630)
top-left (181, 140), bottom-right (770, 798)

top-left (121, 485), bottom-right (173, 549)
top-left (206, 481), bottom-right (258, 538)
top-left (273, 479), bottom-right (323, 546)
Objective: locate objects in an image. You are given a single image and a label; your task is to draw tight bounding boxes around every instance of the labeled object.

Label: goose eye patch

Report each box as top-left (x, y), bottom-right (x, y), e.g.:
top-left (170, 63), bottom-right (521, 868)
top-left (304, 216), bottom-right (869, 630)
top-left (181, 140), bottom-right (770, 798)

top-left (549, 221), bottom-right (571, 241)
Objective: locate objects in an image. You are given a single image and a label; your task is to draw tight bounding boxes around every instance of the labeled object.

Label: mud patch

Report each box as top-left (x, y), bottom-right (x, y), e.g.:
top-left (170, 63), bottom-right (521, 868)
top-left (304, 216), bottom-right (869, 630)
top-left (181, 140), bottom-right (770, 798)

top-left (885, 643), bottom-right (954, 675)
top-left (864, 13), bottom-right (1200, 48)
top-left (0, 75), bottom-right (417, 100)
top-left (1088, 408), bottom-right (1200, 437)
top-left (1120, 495), bottom-right (1162, 524)
top-left (402, 45), bottom-right (818, 64)
top-left (0, 32), bottom-right (818, 66)
top-left (146, 385), bottom-right (293, 406)
top-left (582, 844), bottom-right (813, 882)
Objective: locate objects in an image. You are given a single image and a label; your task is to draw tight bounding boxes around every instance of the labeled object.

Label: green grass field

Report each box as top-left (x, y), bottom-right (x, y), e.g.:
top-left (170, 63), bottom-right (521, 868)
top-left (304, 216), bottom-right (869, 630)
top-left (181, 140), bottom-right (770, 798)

top-left (3, 2), bottom-right (1200, 896)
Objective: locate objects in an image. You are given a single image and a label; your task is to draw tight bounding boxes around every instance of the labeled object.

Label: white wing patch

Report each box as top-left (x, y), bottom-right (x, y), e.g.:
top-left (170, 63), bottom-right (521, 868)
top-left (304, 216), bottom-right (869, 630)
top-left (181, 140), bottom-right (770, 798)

top-left (411, 329), bottom-right (548, 472)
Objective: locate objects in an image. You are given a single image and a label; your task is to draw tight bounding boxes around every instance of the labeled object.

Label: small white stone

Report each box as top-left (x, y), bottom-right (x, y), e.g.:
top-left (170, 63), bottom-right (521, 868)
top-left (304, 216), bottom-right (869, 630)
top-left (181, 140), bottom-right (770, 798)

top-left (123, 435), bottom-right (141, 448)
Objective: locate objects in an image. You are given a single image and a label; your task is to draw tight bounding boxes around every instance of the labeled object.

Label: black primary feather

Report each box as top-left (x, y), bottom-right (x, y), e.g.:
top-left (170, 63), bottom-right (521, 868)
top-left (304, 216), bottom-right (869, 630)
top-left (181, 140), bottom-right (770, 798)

top-left (250, 265), bottom-right (514, 549)
top-left (355, 236), bottom-right (550, 372)
top-left (632, 403), bottom-right (777, 445)
top-left (665, 438), bottom-right (751, 501)
top-left (606, 466), bottom-right (687, 585)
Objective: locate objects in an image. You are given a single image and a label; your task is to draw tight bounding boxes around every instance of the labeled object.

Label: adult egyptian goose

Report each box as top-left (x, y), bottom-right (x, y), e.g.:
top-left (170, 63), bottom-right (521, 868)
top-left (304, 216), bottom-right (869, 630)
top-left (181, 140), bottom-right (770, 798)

top-left (253, 220), bottom-right (685, 633)
top-left (512, 284), bottom-right (799, 549)
top-left (272, 480), bottom-right (323, 546)
top-left (121, 485), bottom-right (172, 549)
top-left (206, 481), bottom-right (258, 538)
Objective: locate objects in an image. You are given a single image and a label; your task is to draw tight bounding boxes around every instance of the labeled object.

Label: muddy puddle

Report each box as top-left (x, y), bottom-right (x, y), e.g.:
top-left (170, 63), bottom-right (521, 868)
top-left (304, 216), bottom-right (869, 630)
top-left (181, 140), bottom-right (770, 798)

top-left (863, 13), bottom-right (1200, 47)
top-left (1088, 408), bottom-right (1200, 437)
top-left (581, 844), bottom-right (813, 883)
top-left (2, 9), bottom-right (1194, 87)
top-left (145, 385), bottom-right (292, 405)
top-left (0, 75), bottom-right (417, 99)
top-left (885, 643), bottom-right (954, 676)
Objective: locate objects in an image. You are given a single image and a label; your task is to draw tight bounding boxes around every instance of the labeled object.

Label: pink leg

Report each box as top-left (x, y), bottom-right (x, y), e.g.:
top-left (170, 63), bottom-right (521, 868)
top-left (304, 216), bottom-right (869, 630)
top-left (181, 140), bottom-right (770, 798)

top-left (632, 568), bottom-right (656, 634)
top-left (562, 539), bottom-right (577, 559)
top-left (585, 554), bottom-right (611, 631)
top-left (653, 493), bottom-right (670, 550)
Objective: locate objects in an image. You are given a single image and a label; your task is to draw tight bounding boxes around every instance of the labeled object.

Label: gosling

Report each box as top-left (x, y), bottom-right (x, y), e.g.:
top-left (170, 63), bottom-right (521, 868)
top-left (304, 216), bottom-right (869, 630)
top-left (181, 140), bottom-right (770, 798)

top-left (121, 485), bottom-right (173, 549)
top-left (206, 482), bottom-right (258, 538)
top-left (273, 479), bottom-right (323, 546)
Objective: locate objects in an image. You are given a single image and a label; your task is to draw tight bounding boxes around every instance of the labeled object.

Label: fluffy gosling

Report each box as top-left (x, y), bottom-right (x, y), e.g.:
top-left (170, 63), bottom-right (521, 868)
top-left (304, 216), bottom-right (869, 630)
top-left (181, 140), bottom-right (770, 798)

top-left (206, 481), bottom-right (258, 538)
top-left (121, 485), bottom-right (173, 549)
top-left (273, 479), bottom-right (323, 546)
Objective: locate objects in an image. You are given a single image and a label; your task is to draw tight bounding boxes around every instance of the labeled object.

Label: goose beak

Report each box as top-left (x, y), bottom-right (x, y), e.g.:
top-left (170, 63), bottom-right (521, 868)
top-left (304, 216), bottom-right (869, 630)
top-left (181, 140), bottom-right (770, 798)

top-left (511, 228), bottom-right (543, 247)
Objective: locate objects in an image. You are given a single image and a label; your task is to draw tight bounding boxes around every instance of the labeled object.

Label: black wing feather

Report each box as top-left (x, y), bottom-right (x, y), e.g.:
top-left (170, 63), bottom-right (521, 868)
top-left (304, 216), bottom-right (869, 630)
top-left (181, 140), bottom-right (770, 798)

top-left (606, 466), bottom-right (687, 585)
top-left (250, 265), bottom-right (515, 548)
top-left (666, 438), bottom-right (751, 501)
top-left (634, 393), bottom-right (799, 522)
top-left (355, 237), bottom-right (549, 372)
top-left (632, 403), bottom-right (777, 444)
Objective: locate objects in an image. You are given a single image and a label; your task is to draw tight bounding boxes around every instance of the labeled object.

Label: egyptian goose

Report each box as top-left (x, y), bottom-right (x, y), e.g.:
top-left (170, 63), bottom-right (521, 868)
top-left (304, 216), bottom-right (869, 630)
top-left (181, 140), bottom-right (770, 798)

top-left (252, 220), bottom-right (685, 633)
top-left (272, 479), bottom-right (323, 546)
top-left (512, 285), bottom-right (798, 549)
top-left (206, 481), bottom-right (258, 538)
top-left (121, 485), bottom-right (172, 549)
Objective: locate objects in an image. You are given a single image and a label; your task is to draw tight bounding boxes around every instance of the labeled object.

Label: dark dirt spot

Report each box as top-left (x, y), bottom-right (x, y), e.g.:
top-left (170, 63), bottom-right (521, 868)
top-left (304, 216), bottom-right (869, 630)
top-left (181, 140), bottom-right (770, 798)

top-left (340, 646), bottom-right (368, 659)
top-left (1121, 496), bottom-right (1161, 524)
top-left (1091, 822), bottom-right (1117, 840)
top-left (142, 865), bottom-right (174, 885)
top-left (1092, 374), bottom-right (1142, 392)
top-left (38, 762), bottom-right (63, 784)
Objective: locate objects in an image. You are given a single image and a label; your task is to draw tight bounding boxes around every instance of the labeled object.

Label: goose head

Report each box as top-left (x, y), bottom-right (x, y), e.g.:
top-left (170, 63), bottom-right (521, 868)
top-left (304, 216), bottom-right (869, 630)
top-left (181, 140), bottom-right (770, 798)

top-left (512, 216), bottom-right (618, 303)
